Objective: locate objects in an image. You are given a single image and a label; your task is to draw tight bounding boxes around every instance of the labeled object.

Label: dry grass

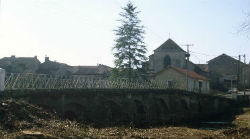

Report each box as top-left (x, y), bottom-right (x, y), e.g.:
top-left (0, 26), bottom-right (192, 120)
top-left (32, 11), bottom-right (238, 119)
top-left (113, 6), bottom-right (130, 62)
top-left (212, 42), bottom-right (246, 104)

top-left (232, 107), bottom-right (250, 128)
top-left (84, 126), bottom-right (225, 139)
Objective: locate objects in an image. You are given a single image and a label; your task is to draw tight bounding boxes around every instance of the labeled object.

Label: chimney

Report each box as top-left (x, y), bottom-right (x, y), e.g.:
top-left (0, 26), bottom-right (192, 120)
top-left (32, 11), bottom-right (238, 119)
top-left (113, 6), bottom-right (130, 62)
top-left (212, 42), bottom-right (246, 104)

top-left (45, 56), bottom-right (49, 62)
top-left (34, 56), bottom-right (37, 59)
top-left (10, 55), bottom-right (15, 62)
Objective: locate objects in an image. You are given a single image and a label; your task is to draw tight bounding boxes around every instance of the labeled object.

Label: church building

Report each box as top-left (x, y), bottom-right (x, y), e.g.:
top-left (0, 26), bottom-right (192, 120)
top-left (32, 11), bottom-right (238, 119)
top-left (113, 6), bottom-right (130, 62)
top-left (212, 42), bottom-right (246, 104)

top-left (149, 39), bottom-right (210, 93)
top-left (149, 39), bottom-right (199, 74)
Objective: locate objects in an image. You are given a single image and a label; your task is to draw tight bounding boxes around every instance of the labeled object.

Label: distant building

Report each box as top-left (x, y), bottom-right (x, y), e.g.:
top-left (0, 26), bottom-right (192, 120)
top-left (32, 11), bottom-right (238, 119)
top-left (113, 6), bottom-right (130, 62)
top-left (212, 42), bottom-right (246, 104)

top-left (0, 55), bottom-right (112, 80)
top-left (72, 64), bottom-right (111, 80)
top-left (208, 54), bottom-right (249, 90)
top-left (37, 56), bottom-right (111, 79)
top-left (148, 39), bottom-right (209, 92)
top-left (0, 55), bottom-right (40, 73)
top-left (152, 66), bottom-right (210, 93)
top-left (37, 56), bottom-right (73, 77)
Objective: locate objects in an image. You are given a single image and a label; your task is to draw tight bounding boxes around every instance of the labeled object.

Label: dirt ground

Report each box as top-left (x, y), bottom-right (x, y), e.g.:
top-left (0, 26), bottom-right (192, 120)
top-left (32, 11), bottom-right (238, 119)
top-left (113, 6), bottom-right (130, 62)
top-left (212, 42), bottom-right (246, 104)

top-left (0, 99), bottom-right (249, 139)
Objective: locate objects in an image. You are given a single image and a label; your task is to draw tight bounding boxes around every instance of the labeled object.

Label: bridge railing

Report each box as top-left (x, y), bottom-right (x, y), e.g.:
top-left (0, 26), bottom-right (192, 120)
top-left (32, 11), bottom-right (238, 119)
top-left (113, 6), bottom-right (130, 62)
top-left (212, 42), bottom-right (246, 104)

top-left (4, 73), bottom-right (177, 90)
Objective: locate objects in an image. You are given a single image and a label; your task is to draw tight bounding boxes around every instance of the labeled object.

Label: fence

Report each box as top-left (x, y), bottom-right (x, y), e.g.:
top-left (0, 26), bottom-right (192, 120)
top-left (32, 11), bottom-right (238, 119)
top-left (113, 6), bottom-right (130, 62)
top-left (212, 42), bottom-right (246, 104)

top-left (4, 73), bottom-right (177, 90)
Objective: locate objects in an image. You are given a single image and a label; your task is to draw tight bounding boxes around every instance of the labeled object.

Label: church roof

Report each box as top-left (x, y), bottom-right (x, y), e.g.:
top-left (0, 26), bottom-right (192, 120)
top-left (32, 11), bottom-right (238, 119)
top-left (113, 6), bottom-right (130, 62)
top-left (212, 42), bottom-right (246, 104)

top-left (154, 39), bottom-right (185, 52)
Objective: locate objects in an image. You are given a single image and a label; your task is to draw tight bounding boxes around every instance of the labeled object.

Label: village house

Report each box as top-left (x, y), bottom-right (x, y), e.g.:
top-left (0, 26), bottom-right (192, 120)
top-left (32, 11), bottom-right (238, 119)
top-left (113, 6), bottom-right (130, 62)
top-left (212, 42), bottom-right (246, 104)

top-left (152, 66), bottom-right (210, 93)
top-left (37, 56), bottom-right (111, 80)
top-left (37, 56), bottom-right (73, 77)
top-left (72, 64), bottom-right (111, 80)
top-left (0, 55), bottom-right (40, 74)
top-left (207, 54), bottom-right (249, 90)
top-left (0, 55), bottom-right (111, 80)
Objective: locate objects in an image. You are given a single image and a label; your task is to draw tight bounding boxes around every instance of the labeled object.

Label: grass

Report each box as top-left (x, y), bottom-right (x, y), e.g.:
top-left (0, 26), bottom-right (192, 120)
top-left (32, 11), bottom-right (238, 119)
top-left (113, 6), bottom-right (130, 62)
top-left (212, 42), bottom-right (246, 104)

top-left (232, 107), bottom-right (250, 128)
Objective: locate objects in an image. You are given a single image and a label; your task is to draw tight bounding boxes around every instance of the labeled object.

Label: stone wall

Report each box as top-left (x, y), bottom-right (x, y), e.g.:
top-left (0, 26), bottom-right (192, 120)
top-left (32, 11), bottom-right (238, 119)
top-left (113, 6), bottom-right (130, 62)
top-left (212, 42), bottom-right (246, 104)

top-left (2, 89), bottom-right (233, 126)
top-left (150, 51), bottom-right (186, 73)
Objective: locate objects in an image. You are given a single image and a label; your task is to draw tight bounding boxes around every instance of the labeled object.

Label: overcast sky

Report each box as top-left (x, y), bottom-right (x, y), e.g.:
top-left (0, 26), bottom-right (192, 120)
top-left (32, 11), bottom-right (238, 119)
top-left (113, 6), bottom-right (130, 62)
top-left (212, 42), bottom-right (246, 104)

top-left (0, 0), bottom-right (249, 67)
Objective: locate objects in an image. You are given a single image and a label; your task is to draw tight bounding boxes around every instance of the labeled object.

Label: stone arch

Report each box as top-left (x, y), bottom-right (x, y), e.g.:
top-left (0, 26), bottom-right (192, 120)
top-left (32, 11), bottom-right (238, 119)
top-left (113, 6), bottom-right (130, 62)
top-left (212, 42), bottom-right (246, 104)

top-left (157, 98), bottom-right (168, 111)
top-left (134, 100), bottom-right (146, 114)
top-left (120, 99), bottom-right (136, 123)
top-left (104, 100), bottom-right (122, 123)
top-left (64, 110), bottom-right (77, 120)
top-left (64, 102), bottom-right (85, 120)
top-left (152, 98), bottom-right (169, 123)
top-left (163, 55), bottom-right (171, 67)
top-left (65, 102), bottom-right (85, 110)
top-left (134, 100), bottom-right (147, 126)
top-left (180, 99), bottom-right (189, 110)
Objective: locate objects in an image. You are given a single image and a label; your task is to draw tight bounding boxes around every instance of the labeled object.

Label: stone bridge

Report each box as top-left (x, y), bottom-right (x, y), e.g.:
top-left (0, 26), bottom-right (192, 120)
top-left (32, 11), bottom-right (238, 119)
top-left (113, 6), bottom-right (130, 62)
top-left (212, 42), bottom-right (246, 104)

top-left (2, 89), bottom-right (234, 126)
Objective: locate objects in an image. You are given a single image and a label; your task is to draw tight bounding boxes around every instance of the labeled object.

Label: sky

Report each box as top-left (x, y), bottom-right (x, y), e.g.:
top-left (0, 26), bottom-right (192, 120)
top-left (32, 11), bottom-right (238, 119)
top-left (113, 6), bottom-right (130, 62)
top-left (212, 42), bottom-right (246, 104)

top-left (0, 0), bottom-right (249, 67)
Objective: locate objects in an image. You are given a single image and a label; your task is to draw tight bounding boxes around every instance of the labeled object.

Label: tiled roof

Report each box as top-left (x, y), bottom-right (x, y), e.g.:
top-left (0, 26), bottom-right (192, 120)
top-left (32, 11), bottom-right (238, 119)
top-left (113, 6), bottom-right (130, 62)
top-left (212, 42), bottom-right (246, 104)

top-left (0, 56), bottom-right (40, 73)
top-left (37, 60), bottom-right (73, 75)
top-left (154, 66), bottom-right (209, 81)
top-left (196, 64), bottom-right (209, 72)
top-left (73, 65), bottom-right (111, 75)
top-left (0, 57), bottom-right (40, 65)
top-left (208, 53), bottom-right (241, 64)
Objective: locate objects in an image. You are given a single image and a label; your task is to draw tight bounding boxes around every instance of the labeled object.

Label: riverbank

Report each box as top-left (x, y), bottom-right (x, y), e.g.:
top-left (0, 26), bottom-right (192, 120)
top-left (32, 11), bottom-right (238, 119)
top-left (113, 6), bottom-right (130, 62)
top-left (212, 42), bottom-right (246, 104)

top-left (0, 99), bottom-right (249, 139)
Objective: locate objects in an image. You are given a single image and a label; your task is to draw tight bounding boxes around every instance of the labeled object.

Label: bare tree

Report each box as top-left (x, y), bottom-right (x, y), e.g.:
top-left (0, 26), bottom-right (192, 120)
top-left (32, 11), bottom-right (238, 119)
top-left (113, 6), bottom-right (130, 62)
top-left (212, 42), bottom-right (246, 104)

top-left (239, 13), bottom-right (250, 36)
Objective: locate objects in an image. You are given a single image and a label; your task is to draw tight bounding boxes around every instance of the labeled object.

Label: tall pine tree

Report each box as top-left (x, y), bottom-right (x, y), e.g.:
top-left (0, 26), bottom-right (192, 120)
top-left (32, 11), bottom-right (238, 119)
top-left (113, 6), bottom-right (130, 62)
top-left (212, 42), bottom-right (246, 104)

top-left (112, 1), bottom-right (147, 81)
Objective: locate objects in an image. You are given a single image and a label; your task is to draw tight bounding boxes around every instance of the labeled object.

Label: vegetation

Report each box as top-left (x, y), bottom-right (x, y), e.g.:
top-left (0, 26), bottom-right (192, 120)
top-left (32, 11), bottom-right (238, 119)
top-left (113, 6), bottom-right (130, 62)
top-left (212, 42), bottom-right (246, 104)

top-left (239, 13), bottom-right (250, 35)
top-left (112, 1), bottom-right (147, 81)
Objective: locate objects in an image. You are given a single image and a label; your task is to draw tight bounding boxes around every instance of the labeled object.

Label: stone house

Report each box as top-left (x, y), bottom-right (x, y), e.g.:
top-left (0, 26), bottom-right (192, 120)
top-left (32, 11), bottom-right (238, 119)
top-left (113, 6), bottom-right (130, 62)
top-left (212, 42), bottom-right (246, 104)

top-left (0, 55), bottom-right (40, 74)
top-left (0, 55), bottom-right (112, 80)
top-left (149, 39), bottom-right (206, 76)
top-left (37, 56), bottom-right (73, 77)
top-left (152, 66), bottom-right (210, 93)
top-left (72, 64), bottom-right (111, 80)
top-left (208, 54), bottom-right (249, 90)
top-left (37, 56), bottom-right (111, 80)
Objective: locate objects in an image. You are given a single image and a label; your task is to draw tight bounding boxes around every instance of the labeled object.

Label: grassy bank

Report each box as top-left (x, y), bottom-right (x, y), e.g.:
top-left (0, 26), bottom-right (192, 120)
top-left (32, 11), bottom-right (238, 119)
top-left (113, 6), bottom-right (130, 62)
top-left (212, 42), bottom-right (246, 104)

top-left (0, 99), bottom-right (249, 139)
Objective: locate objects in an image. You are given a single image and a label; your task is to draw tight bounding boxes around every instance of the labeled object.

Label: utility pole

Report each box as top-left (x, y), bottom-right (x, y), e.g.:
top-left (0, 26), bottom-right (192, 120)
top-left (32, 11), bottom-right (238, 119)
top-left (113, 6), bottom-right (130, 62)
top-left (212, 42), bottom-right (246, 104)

top-left (243, 54), bottom-right (246, 95)
top-left (0, 0), bottom-right (1, 11)
top-left (183, 44), bottom-right (193, 92)
top-left (238, 55), bottom-right (241, 90)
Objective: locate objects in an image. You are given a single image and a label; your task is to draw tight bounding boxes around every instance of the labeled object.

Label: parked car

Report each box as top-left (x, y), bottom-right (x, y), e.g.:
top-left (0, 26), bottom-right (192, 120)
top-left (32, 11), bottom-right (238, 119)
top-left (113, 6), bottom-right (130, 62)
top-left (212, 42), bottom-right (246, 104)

top-left (228, 88), bottom-right (238, 93)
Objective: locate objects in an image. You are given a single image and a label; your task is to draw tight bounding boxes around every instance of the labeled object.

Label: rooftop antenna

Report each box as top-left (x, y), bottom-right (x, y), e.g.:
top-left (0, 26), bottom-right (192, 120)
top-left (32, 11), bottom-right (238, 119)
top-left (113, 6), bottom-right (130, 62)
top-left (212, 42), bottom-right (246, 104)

top-left (97, 57), bottom-right (99, 66)
top-left (182, 44), bottom-right (194, 92)
top-left (0, 0), bottom-right (2, 21)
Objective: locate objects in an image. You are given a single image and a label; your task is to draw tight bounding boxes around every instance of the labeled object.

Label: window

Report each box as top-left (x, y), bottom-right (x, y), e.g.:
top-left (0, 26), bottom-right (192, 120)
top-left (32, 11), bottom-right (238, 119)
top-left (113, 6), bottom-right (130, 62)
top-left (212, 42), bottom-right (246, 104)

top-left (163, 55), bottom-right (171, 67)
top-left (168, 80), bottom-right (173, 88)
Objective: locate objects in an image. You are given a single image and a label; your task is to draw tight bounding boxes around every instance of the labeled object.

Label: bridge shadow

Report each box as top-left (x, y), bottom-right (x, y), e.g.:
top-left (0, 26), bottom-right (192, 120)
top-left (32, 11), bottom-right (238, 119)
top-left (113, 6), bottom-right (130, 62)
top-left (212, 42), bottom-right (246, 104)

top-left (62, 106), bottom-right (246, 130)
top-left (34, 101), bottom-right (247, 130)
top-left (177, 106), bottom-right (245, 130)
